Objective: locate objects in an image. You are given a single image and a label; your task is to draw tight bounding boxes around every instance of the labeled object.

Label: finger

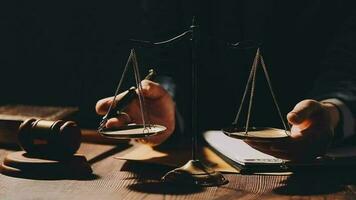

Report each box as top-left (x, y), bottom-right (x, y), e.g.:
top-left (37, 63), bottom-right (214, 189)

top-left (105, 113), bottom-right (132, 128)
top-left (95, 90), bottom-right (131, 115)
top-left (287, 99), bottom-right (321, 125)
top-left (96, 80), bottom-right (169, 115)
top-left (290, 124), bottom-right (304, 138)
top-left (96, 96), bottom-right (113, 115)
top-left (139, 80), bottom-right (168, 99)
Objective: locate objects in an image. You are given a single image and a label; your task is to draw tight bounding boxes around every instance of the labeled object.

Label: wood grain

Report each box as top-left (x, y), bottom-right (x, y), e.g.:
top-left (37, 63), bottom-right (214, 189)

top-left (0, 130), bottom-right (355, 199)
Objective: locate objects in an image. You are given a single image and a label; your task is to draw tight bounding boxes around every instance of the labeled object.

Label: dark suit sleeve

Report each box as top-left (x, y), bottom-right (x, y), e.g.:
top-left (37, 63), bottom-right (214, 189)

top-left (311, 10), bottom-right (356, 117)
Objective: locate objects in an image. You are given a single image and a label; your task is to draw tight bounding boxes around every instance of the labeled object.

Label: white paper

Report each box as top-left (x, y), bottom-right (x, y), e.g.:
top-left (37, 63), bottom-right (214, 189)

top-left (203, 130), bottom-right (356, 167)
top-left (203, 130), bottom-right (284, 166)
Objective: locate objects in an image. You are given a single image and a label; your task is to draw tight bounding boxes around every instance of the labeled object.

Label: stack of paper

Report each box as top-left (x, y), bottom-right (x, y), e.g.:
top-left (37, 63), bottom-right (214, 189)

top-left (203, 130), bottom-right (356, 173)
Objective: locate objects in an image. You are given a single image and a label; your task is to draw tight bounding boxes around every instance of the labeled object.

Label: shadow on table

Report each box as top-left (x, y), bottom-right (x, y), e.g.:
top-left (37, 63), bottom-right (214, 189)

top-left (274, 169), bottom-right (356, 195)
top-left (87, 143), bottom-right (132, 165)
top-left (128, 181), bottom-right (204, 195)
top-left (122, 161), bottom-right (204, 195)
top-left (121, 161), bottom-right (173, 179)
top-left (2, 172), bottom-right (101, 181)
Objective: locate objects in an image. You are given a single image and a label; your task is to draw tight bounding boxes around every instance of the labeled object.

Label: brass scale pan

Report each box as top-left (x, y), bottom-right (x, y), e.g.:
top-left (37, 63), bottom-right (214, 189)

top-left (99, 124), bottom-right (166, 139)
top-left (222, 127), bottom-right (290, 141)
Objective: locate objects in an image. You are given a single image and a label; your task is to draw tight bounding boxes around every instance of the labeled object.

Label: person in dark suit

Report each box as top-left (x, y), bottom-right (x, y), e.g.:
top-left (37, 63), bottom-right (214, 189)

top-left (96, 1), bottom-right (356, 160)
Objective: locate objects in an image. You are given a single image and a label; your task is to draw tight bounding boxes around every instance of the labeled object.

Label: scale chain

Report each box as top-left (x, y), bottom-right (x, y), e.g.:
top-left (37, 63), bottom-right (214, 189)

top-left (98, 49), bottom-right (133, 131)
top-left (131, 49), bottom-right (150, 130)
top-left (232, 48), bottom-right (260, 126)
top-left (244, 49), bottom-right (259, 134)
top-left (259, 54), bottom-right (291, 135)
top-left (232, 48), bottom-right (290, 136)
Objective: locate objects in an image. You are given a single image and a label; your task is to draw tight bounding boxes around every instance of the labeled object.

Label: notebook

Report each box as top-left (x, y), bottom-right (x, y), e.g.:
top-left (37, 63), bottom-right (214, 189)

top-left (203, 130), bottom-right (356, 173)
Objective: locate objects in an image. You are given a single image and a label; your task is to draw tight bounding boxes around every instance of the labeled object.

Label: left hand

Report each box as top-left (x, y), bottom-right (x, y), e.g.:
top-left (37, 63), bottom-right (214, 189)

top-left (96, 80), bottom-right (176, 146)
top-left (245, 99), bottom-right (340, 161)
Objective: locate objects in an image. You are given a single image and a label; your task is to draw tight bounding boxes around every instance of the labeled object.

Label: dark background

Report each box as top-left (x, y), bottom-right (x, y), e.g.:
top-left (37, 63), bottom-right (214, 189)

top-left (1, 1), bottom-right (355, 131)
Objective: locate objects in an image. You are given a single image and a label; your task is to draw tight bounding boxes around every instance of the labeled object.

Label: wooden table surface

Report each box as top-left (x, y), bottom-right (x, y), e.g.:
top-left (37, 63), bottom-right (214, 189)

top-left (1, 130), bottom-right (356, 200)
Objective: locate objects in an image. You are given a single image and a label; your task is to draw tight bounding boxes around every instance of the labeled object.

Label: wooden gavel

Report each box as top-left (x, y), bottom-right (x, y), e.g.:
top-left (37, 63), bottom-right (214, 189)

top-left (17, 118), bottom-right (81, 158)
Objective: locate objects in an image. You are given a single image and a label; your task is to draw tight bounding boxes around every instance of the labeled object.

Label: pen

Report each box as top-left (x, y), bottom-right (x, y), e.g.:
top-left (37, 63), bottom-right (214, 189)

top-left (98, 69), bottom-right (156, 131)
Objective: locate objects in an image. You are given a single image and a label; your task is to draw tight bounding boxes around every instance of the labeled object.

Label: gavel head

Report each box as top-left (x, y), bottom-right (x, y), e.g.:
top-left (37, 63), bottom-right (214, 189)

top-left (18, 118), bottom-right (81, 158)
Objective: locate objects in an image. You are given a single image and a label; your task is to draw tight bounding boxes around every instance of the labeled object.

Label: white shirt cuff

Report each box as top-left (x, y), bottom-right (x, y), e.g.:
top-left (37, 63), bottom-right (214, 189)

top-left (321, 98), bottom-right (355, 139)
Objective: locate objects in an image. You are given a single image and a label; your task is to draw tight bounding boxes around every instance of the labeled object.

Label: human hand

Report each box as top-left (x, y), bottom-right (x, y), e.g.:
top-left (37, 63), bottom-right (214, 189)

top-left (96, 80), bottom-right (176, 146)
top-left (245, 99), bottom-right (340, 161)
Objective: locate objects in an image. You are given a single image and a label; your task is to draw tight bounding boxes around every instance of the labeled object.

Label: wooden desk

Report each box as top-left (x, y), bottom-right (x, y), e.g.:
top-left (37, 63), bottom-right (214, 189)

top-left (1, 130), bottom-right (356, 200)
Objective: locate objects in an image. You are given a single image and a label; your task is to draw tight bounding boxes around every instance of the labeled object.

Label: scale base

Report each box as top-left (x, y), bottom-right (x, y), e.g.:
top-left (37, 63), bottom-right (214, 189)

top-left (161, 160), bottom-right (228, 187)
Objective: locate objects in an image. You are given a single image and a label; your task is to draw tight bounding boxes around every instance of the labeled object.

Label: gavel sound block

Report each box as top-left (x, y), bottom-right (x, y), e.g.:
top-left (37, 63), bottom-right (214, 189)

top-left (0, 119), bottom-right (92, 179)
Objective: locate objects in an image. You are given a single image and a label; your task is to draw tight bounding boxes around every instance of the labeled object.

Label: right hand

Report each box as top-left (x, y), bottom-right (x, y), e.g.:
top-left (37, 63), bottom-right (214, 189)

top-left (245, 99), bottom-right (338, 161)
top-left (96, 80), bottom-right (176, 146)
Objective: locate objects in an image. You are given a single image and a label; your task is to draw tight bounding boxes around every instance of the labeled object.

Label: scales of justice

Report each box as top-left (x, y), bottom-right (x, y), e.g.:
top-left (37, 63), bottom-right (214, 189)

top-left (97, 17), bottom-right (290, 187)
